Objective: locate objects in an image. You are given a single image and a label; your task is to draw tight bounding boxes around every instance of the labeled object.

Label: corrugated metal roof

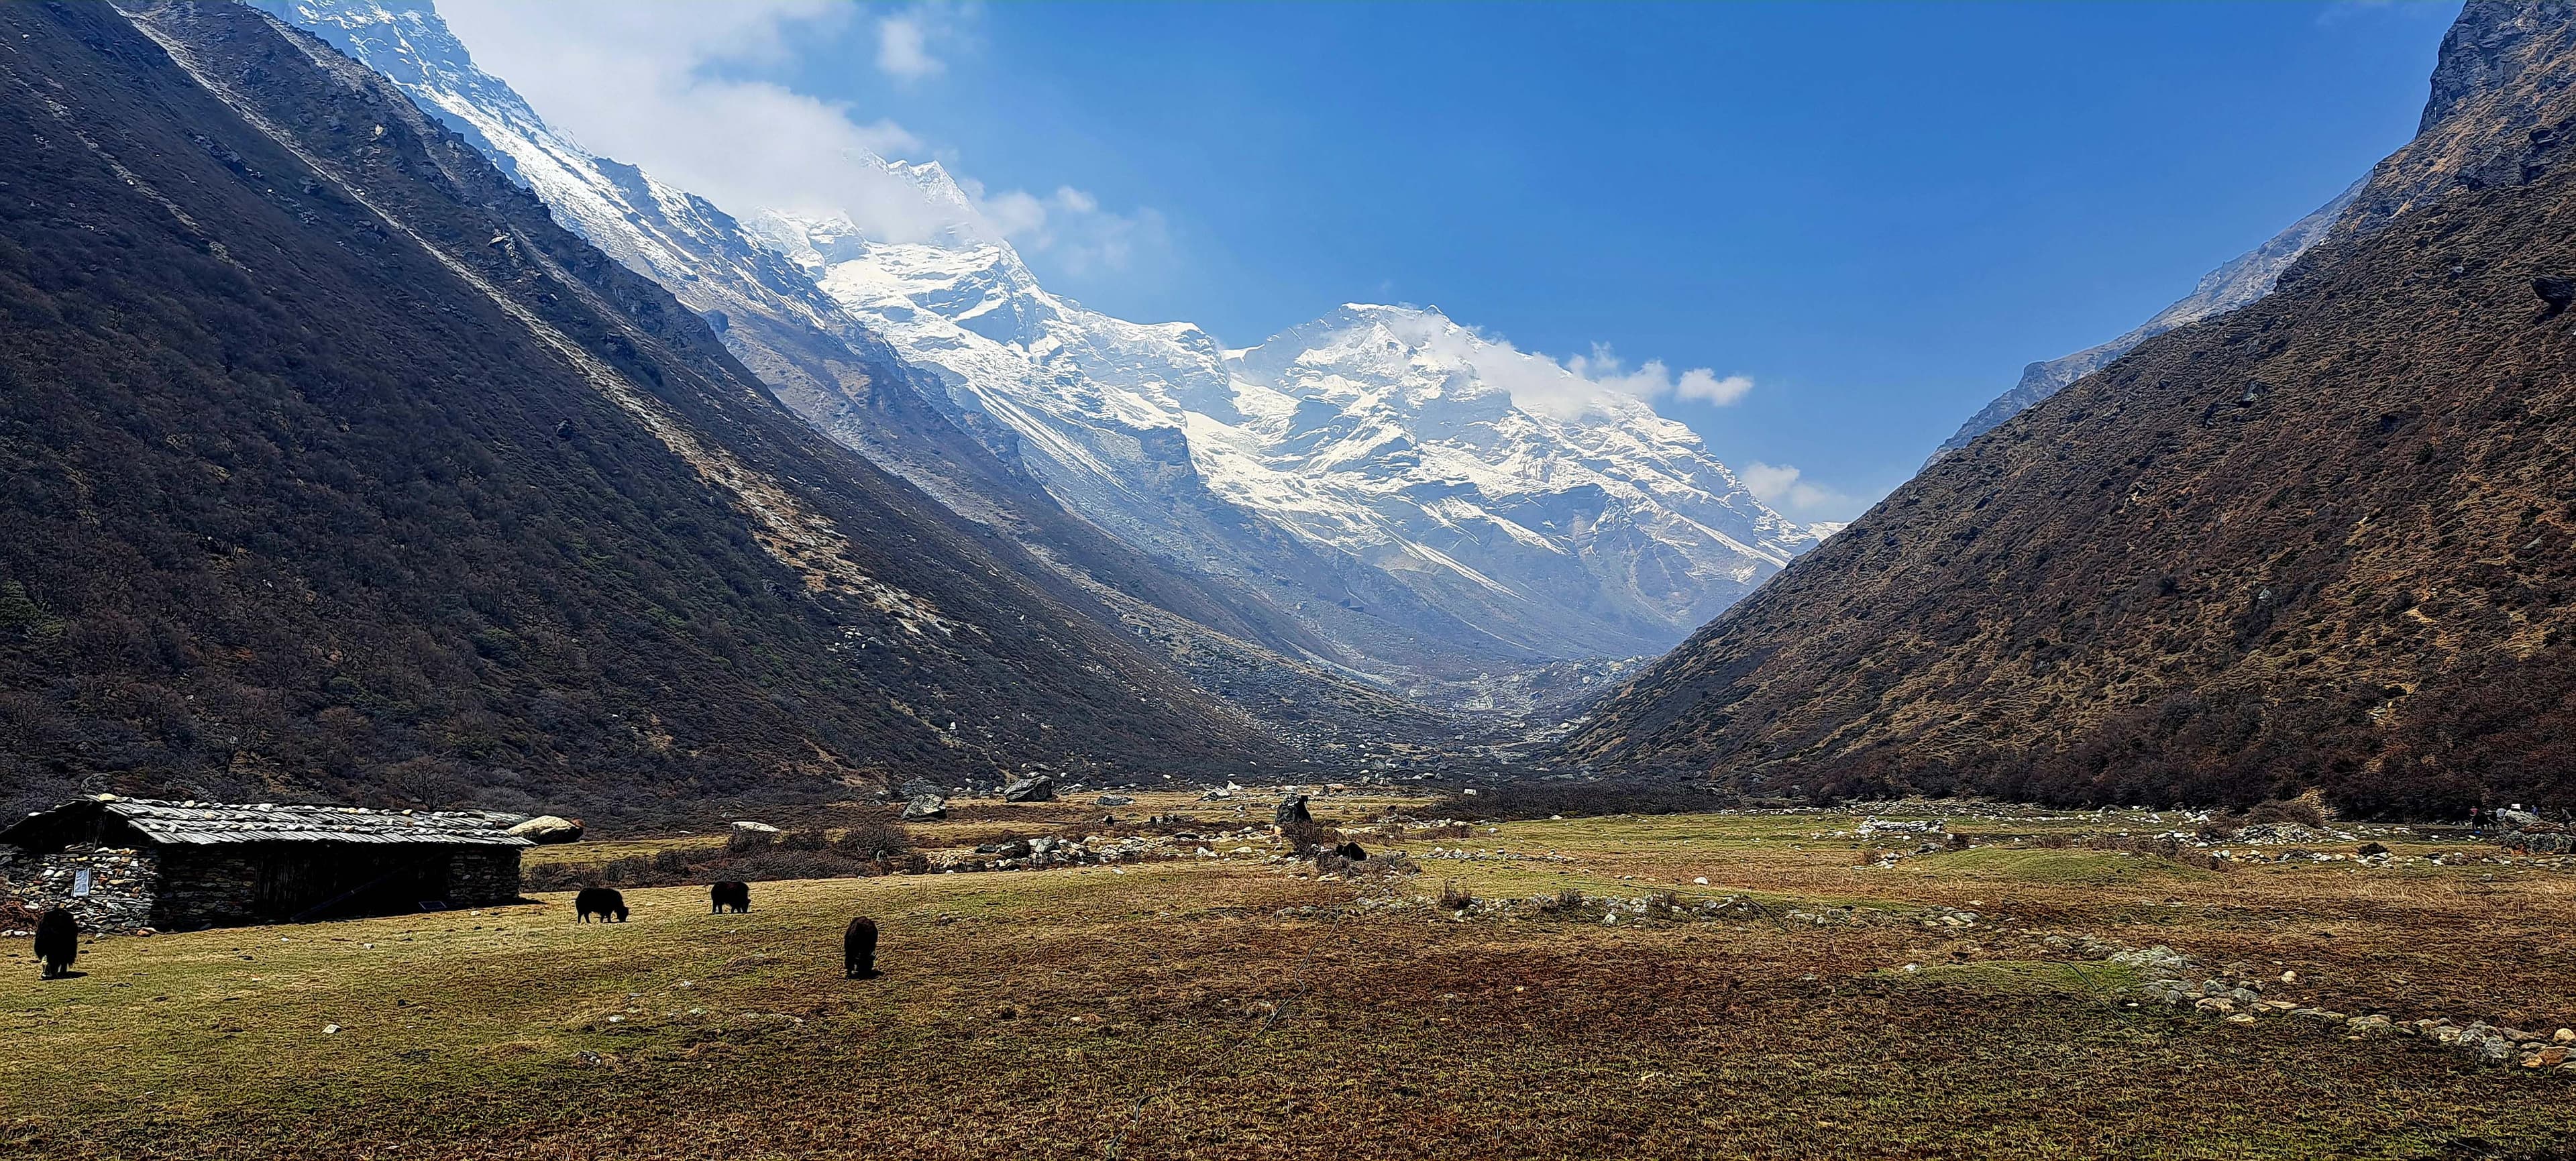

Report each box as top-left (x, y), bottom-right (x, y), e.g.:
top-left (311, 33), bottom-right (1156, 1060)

top-left (6, 797), bottom-right (535, 847)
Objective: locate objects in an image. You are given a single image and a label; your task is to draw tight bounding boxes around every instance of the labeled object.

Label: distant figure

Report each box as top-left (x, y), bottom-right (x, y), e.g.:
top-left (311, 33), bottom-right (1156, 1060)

top-left (845, 916), bottom-right (879, 979)
top-left (710, 881), bottom-right (751, 914)
top-left (574, 887), bottom-right (628, 923)
top-left (1335, 840), bottom-right (1367, 862)
top-left (34, 907), bottom-right (77, 979)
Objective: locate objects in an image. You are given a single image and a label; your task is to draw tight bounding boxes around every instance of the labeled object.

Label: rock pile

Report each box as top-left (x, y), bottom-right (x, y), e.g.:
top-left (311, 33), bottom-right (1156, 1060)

top-left (2229, 822), bottom-right (2354, 845)
top-left (901, 794), bottom-right (947, 821)
top-left (2500, 825), bottom-right (2575, 855)
top-left (2121, 942), bottom-right (2576, 1070)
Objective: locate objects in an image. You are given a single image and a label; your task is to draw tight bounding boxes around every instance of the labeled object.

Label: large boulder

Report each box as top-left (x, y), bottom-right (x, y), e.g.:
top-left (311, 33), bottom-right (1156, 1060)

top-left (902, 794), bottom-right (948, 821)
top-left (1002, 775), bottom-right (1056, 803)
top-left (731, 820), bottom-right (780, 834)
top-left (506, 816), bottom-right (584, 844)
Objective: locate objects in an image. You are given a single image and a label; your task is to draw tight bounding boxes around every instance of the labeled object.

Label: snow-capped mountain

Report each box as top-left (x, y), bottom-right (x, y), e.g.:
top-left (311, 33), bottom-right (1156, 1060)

top-left (759, 207), bottom-right (1825, 666)
top-left (263, 0), bottom-right (1827, 696)
top-left (1933, 179), bottom-right (2361, 460)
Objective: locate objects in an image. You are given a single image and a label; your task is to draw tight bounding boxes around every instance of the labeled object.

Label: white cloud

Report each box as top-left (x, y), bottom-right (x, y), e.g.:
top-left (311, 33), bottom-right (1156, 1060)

top-left (433, 0), bottom-right (1160, 267)
top-left (1676, 370), bottom-right (1755, 405)
top-left (1360, 321), bottom-right (1752, 422)
top-left (1738, 461), bottom-right (1855, 518)
top-left (1564, 345), bottom-right (1754, 412)
top-left (875, 13), bottom-right (945, 80)
top-left (968, 183), bottom-right (1163, 273)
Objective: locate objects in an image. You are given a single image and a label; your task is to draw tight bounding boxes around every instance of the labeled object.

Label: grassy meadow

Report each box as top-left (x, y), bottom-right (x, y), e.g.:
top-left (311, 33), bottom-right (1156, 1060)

top-left (5, 792), bottom-right (2573, 1159)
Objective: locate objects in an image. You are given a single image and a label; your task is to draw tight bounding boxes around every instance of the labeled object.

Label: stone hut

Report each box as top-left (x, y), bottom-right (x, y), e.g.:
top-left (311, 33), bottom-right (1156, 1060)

top-left (0, 796), bottom-right (533, 932)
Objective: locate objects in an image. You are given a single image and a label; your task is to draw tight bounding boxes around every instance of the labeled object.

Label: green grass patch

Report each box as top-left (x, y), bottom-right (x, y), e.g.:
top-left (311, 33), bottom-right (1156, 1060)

top-left (1896, 846), bottom-right (2211, 885)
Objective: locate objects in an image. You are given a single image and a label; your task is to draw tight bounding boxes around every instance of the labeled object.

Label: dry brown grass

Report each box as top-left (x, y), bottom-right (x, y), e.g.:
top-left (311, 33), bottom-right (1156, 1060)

top-left (3, 800), bottom-right (2572, 1159)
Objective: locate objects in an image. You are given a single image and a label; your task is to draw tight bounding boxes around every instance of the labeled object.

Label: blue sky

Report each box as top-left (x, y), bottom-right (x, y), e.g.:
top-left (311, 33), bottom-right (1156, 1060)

top-left (440, 1), bottom-right (2459, 519)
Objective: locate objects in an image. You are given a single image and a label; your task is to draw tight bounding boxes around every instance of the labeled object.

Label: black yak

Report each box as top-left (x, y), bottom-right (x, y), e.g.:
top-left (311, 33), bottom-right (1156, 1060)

top-left (710, 881), bottom-right (751, 914)
top-left (845, 916), bottom-right (879, 979)
top-left (1335, 840), bottom-right (1367, 862)
top-left (574, 887), bottom-right (628, 923)
top-left (34, 907), bottom-right (77, 979)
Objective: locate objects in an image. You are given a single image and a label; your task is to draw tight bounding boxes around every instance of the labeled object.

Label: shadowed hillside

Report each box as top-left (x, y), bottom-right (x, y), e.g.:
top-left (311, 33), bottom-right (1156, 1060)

top-left (0, 0), bottom-right (1289, 824)
top-left (1566, 2), bottom-right (2576, 818)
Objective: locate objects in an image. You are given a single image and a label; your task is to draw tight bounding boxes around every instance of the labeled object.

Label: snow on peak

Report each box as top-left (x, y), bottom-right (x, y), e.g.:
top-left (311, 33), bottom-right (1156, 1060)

top-left (279, 0), bottom-right (1827, 671)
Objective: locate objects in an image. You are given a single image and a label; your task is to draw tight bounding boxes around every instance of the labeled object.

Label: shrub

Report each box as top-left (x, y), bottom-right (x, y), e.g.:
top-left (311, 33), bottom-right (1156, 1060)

top-left (1279, 819), bottom-right (1342, 856)
top-left (724, 828), bottom-right (773, 855)
top-left (834, 814), bottom-right (911, 859)
top-left (2243, 798), bottom-right (2326, 828)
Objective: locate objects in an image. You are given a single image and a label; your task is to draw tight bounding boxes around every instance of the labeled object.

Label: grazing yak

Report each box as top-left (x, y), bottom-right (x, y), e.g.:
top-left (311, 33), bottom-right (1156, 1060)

top-left (34, 907), bottom-right (78, 979)
top-left (574, 887), bottom-right (629, 923)
top-left (710, 881), bottom-right (751, 914)
top-left (1334, 840), bottom-right (1367, 862)
top-left (845, 916), bottom-right (879, 979)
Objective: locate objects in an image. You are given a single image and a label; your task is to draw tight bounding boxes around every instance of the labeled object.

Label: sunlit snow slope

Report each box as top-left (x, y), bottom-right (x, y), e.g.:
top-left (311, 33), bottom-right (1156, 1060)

top-left (268, 0), bottom-right (1827, 696)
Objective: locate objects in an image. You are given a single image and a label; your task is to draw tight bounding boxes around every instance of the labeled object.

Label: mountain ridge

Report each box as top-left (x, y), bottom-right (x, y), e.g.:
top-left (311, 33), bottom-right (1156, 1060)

top-left (252, 0), bottom-right (1460, 748)
top-left (266, 0), bottom-right (1828, 700)
top-left (0, 0), bottom-right (1289, 822)
top-left (1562, 0), bottom-right (2576, 816)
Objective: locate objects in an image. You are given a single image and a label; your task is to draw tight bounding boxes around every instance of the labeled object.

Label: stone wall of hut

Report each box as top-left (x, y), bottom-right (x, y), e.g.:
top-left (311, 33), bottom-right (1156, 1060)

top-left (152, 847), bottom-right (267, 930)
top-left (0, 842), bottom-right (160, 932)
top-left (447, 847), bottom-right (522, 904)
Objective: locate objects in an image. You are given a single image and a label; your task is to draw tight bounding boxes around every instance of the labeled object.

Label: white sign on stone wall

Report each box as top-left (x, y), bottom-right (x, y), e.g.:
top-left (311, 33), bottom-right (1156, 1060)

top-left (72, 868), bottom-right (93, 897)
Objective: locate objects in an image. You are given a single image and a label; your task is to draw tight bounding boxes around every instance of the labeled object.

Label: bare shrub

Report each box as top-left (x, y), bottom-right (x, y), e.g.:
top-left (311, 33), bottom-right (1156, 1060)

top-left (725, 828), bottom-right (774, 855)
top-left (834, 814), bottom-right (912, 860)
top-left (777, 828), bottom-right (830, 852)
top-left (1279, 820), bottom-right (1342, 856)
top-left (2244, 798), bottom-right (2326, 828)
top-left (1436, 880), bottom-right (1475, 911)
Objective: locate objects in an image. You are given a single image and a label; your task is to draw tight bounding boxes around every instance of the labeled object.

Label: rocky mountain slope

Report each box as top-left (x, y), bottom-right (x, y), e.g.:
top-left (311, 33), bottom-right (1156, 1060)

top-left (1933, 181), bottom-right (2359, 460)
top-left (1565, 1), bottom-right (2576, 817)
top-left (0, 0), bottom-right (1295, 822)
top-left (265, 0), bottom-right (1825, 699)
top-left (763, 216), bottom-right (1827, 677)
top-left (1942, 5), bottom-right (2576, 463)
top-left (251, 0), bottom-right (1451, 748)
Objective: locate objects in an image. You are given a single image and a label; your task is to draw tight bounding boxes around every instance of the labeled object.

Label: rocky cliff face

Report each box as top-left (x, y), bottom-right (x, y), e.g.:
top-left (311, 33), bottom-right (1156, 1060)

top-left (1565, 1), bottom-right (2576, 816)
top-left (0, 0), bottom-right (1292, 821)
